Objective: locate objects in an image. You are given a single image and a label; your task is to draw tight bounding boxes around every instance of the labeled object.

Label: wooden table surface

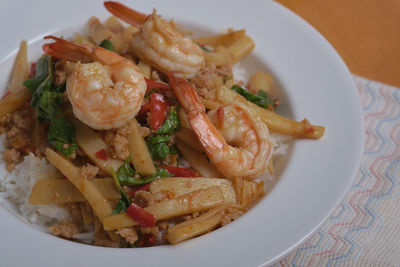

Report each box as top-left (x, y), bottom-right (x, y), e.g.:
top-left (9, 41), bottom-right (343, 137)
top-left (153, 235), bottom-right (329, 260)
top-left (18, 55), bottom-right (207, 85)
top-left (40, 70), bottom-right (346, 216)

top-left (276, 0), bottom-right (400, 87)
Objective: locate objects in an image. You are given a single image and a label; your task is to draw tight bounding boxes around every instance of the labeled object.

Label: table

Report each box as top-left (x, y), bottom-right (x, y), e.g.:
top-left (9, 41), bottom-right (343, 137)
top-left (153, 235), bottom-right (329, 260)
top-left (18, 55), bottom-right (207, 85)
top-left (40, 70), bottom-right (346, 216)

top-left (273, 2), bottom-right (400, 265)
top-left (276, 0), bottom-right (400, 87)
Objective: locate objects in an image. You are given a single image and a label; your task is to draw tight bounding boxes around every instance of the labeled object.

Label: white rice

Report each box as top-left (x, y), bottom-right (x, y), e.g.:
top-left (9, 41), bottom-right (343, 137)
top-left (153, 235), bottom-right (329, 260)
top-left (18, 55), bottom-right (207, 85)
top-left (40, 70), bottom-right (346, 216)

top-left (0, 134), bottom-right (69, 231)
top-left (233, 62), bottom-right (249, 84)
top-left (270, 132), bottom-right (291, 158)
top-left (72, 225), bottom-right (95, 244)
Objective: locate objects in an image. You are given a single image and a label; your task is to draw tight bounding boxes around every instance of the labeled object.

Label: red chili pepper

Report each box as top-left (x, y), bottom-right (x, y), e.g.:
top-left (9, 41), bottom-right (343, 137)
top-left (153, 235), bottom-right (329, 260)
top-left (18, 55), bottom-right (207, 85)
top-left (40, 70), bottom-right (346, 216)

top-left (140, 234), bottom-right (156, 247)
top-left (128, 183), bottom-right (151, 197)
top-left (29, 62), bottom-right (36, 78)
top-left (145, 78), bottom-right (170, 92)
top-left (95, 149), bottom-right (108, 161)
top-left (158, 166), bottom-right (200, 177)
top-left (126, 203), bottom-right (155, 228)
top-left (138, 103), bottom-right (151, 116)
top-left (150, 93), bottom-right (168, 131)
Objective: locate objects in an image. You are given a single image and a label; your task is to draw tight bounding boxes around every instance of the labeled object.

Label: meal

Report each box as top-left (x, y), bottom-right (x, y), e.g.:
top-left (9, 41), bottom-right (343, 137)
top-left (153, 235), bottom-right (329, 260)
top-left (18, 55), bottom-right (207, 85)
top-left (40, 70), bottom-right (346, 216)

top-left (0, 1), bottom-right (324, 247)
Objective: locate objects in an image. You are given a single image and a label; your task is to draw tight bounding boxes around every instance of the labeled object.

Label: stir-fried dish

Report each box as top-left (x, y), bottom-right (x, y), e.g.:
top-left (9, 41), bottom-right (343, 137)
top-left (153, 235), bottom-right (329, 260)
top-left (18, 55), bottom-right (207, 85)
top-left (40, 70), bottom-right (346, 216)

top-left (0, 1), bottom-right (325, 247)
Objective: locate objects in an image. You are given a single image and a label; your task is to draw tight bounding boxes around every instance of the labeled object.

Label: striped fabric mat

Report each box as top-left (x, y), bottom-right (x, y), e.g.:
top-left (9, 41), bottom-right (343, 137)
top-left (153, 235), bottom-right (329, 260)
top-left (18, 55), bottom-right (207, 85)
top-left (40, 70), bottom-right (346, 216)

top-left (274, 76), bottom-right (400, 266)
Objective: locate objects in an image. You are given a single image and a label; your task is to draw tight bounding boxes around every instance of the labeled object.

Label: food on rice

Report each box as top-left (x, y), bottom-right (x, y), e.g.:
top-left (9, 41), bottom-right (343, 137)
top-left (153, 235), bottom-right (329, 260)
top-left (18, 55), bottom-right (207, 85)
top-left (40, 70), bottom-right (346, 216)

top-left (0, 1), bottom-right (324, 247)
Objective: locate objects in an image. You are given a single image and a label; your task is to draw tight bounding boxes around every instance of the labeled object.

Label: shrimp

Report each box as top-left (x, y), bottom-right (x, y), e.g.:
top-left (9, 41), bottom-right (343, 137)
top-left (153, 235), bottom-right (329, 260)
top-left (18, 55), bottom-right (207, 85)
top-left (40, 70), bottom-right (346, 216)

top-left (42, 36), bottom-right (146, 130)
top-left (169, 74), bottom-right (273, 179)
top-left (104, 1), bottom-right (205, 78)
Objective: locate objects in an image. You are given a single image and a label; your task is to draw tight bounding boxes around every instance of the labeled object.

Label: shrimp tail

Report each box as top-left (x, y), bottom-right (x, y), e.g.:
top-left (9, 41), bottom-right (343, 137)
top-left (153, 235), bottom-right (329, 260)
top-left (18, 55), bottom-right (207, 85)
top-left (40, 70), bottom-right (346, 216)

top-left (42, 35), bottom-right (93, 63)
top-left (104, 1), bottom-right (149, 28)
top-left (168, 73), bottom-right (205, 114)
top-left (168, 73), bottom-right (225, 155)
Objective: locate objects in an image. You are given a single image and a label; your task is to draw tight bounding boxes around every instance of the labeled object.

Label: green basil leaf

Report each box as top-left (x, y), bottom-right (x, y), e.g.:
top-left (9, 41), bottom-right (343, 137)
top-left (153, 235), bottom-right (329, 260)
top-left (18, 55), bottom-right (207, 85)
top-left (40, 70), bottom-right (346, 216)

top-left (115, 156), bottom-right (164, 186)
top-left (99, 39), bottom-right (114, 52)
top-left (117, 156), bottom-right (136, 185)
top-left (231, 85), bottom-right (276, 109)
top-left (112, 199), bottom-right (129, 214)
top-left (111, 162), bottom-right (174, 214)
top-left (36, 91), bottom-right (62, 122)
top-left (112, 168), bottom-right (122, 192)
top-left (147, 135), bottom-right (170, 145)
top-left (169, 146), bottom-right (177, 155)
top-left (125, 176), bottom-right (155, 186)
top-left (23, 55), bottom-right (51, 95)
top-left (157, 106), bottom-right (180, 135)
top-left (27, 55), bottom-right (54, 109)
top-left (126, 167), bottom-right (174, 187)
top-left (153, 143), bottom-right (170, 160)
top-left (146, 136), bottom-right (170, 160)
top-left (50, 83), bottom-right (66, 93)
top-left (48, 116), bottom-right (77, 156)
top-left (49, 141), bottom-right (77, 157)
top-left (24, 55), bottom-right (77, 156)
top-left (111, 169), bottom-right (131, 214)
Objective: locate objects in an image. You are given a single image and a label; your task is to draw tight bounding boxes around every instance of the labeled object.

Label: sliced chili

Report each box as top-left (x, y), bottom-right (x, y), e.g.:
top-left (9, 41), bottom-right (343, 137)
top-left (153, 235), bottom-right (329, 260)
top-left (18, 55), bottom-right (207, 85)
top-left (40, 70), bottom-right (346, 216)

top-left (95, 149), bottom-right (108, 161)
top-left (150, 93), bottom-right (168, 131)
top-left (128, 183), bottom-right (151, 197)
top-left (126, 202), bottom-right (155, 228)
top-left (158, 166), bottom-right (199, 177)
top-left (138, 103), bottom-right (151, 116)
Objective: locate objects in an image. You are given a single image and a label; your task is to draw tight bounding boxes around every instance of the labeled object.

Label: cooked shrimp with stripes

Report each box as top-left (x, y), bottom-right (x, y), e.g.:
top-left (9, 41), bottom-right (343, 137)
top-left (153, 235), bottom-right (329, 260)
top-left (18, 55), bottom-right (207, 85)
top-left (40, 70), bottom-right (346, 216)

top-left (104, 1), bottom-right (205, 78)
top-left (42, 36), bottom-right (146, 130)
top-left (169, 74), bottom-right (273, 179)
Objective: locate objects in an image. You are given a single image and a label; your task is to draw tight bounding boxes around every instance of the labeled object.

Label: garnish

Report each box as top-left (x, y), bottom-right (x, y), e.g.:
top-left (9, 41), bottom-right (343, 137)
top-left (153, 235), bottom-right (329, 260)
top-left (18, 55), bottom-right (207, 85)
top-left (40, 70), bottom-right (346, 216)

top-left (111, 157), bottom-right (173, 214)
top-left (23, 55), bottom-right (77, 156)
top-left (146, 106), bottom-right (180, 160)
top-left (146, 134), bottom-right (174, 160)
top-left (95, 149), bottom-right (108, 160)
top-left (112, 168), bottom-right (131, 214)
top-left (126, 203), bottom-right (155, 228)
top-left (157, 106), bottom-right (180, 135)
top-left (150, 93), bottom-right (168, 131)
top-left (48, 115), bottom-right (78, 156)
top-left (158, 166), bottom-right (199, 177)
top-left (231, 85), bottom-right (277, 110)
top-left (99, 39), bottom-right (115, 51)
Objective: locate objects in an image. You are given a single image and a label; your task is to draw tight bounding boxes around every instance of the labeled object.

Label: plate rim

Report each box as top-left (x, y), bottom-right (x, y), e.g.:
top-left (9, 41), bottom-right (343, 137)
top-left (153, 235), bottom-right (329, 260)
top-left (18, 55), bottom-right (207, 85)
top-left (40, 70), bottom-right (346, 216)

top-left (0, 0), bottom-right (365, 266)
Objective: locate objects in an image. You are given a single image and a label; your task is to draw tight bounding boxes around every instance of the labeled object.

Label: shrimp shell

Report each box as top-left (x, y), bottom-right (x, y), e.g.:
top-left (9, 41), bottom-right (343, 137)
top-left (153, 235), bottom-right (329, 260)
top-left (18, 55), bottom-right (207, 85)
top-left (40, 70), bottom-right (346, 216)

top-left (169, 74), bottom-right (273, 179)
top-left (67, 61), bottom-right (146, 129)
top-left (131, 10), bottom-right (205, 78)
top-left (43, 36), bottom-right (146, 130)
top-left (104, 2), bottom-right (205, 78)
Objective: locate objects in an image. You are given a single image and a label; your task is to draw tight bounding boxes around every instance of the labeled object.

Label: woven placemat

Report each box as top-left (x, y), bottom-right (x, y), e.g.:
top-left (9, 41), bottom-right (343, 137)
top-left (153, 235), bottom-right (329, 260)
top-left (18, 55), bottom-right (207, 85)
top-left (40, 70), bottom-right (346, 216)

top-left (274, 76), bottom-right (400, 266)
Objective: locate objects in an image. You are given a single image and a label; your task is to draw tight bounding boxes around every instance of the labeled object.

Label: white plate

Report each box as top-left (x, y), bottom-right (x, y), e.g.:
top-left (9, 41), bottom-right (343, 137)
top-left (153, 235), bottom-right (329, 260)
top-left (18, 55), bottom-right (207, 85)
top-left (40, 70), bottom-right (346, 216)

top-left (0, 0), bottom-right (364, 266)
